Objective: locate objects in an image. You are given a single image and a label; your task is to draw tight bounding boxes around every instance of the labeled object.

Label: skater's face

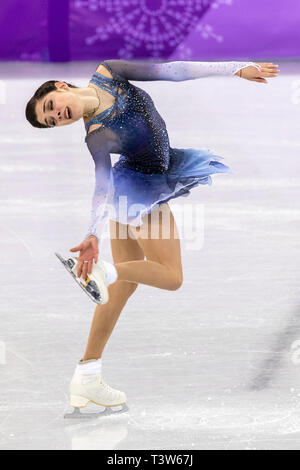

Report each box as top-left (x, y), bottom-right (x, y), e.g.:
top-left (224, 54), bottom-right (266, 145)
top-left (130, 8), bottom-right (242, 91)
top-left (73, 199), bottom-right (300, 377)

top-left (35, 82), bottom-right (82, 128)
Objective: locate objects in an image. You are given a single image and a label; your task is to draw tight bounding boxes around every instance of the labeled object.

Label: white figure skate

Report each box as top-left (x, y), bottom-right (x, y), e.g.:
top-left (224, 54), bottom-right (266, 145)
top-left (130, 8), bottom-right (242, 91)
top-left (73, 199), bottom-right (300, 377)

top-left (55, 253), bottom-right (109, 305)
top-left (65, 373), bottom-right (128, 419)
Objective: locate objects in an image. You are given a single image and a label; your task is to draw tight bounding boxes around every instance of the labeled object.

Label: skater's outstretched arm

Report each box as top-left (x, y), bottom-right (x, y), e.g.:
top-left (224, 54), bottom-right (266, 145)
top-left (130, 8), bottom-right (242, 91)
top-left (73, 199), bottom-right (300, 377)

top-left (70, 141), bottom-right (113, 277)
top-left (102, 59), bottom-right (279, 84)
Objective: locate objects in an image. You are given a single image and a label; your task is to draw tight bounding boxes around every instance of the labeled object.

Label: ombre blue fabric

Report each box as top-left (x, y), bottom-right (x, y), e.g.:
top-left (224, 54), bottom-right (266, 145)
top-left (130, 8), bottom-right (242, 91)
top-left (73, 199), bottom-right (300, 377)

top-left (83, 60), bottom-right (253, 239)
top-left (112, 148), bottom-right (231, 226)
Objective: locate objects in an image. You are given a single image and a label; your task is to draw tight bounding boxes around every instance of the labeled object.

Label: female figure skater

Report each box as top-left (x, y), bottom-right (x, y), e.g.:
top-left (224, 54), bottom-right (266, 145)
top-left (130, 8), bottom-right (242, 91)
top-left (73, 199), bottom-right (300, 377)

top-left (26, 59), bottom-right (279, 413)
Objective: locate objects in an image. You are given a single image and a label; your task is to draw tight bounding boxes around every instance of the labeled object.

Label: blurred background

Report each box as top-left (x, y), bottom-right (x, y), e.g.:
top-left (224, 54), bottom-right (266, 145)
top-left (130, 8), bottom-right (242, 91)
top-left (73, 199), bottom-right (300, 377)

top-left (0, 0), bottom-right (299, 63)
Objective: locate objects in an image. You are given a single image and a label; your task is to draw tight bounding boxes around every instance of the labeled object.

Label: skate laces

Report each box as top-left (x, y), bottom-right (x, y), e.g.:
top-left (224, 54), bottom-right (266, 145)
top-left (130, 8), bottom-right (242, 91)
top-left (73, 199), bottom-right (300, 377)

top-left (100, 377), bottom-right (117, 396)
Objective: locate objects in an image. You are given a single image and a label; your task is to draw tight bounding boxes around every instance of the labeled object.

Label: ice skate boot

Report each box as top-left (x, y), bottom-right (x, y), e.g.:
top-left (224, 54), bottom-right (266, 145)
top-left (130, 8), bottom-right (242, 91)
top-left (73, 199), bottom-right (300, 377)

top-left (55, 252), bottom-right (109, 305)
top-left (65, 372), bottom-right (128, 419)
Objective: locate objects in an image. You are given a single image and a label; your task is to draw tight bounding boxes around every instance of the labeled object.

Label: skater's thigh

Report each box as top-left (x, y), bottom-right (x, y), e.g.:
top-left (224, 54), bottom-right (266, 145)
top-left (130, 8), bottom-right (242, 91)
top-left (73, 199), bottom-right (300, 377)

top-left (128, 203), bottom-right (182, 272)
top-left (109, 219), bottom-right (145, 263)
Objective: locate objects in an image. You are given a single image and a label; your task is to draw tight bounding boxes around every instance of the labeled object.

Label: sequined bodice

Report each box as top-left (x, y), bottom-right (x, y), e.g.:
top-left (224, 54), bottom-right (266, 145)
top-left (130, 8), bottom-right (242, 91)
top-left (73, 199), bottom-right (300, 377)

top-left (85, 68), bottom-right (170, 174)
top-left (83, 59), bottom-right (257, 241)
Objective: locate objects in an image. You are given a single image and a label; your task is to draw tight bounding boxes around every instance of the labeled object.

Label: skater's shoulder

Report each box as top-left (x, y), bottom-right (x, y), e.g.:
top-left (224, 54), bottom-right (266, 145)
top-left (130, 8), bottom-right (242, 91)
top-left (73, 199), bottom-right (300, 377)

top-left (95, 63), bottom-right (113, 80)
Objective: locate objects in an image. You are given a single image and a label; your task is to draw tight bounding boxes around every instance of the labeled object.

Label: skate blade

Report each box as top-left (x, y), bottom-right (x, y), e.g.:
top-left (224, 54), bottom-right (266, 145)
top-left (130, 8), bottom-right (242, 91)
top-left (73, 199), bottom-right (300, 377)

top-left (55, 252), bottom-right (106, 305)
top-left (64, 403), bottom-right (129, 419)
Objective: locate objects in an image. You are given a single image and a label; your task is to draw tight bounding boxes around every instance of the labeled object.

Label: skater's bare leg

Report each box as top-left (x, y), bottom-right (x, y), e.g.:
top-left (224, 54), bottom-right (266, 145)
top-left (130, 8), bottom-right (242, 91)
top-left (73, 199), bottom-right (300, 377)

top-left (83, 203), bottom-right (183, 360)
top-left (115, 203), bottom-right (183, 291)
top-left (83, 220), bottom-right (144, 361)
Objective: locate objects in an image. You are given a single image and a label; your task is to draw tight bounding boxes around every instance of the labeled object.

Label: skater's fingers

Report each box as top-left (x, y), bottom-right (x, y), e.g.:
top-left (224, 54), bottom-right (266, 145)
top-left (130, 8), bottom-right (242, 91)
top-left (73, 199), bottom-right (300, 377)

top-left (260, 71), bottom-right (279, 77)
top-left (88, 260), bottom-right (93, 275)
top-left (93, 250), bottom-right (99, 265)
top-left (254, 77), bottom-right (268, 83)
top-left (257, 62), bottom-right (279, 69)
top-left (77, 260), bottom-right (84, 278)
top-left (70, 244), bottom-right (82, 252)
top-left (82, 262), bottom-right (89, 281)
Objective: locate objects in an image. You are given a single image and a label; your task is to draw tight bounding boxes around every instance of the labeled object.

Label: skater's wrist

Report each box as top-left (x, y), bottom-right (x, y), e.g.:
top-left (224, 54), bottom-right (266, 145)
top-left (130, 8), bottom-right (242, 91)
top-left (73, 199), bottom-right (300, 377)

top-left (85, 234), bottom-right (98, 242)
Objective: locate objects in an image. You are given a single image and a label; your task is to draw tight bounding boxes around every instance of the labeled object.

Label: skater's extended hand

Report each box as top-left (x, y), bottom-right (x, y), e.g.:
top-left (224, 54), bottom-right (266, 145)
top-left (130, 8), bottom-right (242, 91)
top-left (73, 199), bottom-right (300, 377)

top-left (235, 62), bottom-right (280, 83)
top-left (69, 235), bottom-right (99, 280)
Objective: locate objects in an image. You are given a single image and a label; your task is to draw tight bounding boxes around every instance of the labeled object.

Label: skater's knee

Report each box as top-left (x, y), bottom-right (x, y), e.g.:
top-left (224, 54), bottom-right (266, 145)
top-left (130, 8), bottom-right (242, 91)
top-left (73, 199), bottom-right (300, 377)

top-left (126, 281), bottom-right (138, 297)
top-left (167, 272), bottom-right (183, 291)
top-left (114, 279), bottom-right (138, 298)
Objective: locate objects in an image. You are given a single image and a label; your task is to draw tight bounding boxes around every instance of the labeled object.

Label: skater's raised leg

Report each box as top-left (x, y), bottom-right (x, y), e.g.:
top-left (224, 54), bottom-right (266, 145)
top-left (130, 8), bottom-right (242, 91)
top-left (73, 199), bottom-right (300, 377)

top-left (114, 203), bottom-right (183, 291)
top-left (82, 203), bottom-right (182, 362)
top-left (73, 204), bottom-right (183, 292)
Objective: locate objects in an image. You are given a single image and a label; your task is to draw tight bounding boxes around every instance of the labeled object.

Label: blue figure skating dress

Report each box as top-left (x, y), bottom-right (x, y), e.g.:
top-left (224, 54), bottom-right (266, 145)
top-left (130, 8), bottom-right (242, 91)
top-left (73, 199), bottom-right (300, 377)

top-left (84, 59), bottom-right (259, 239)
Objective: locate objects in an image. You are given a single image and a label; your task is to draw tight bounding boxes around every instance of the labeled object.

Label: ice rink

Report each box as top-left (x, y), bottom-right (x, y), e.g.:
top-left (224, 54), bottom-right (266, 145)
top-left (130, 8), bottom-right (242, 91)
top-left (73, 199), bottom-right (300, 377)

top-left (0, 60), bottom-right (300, 450)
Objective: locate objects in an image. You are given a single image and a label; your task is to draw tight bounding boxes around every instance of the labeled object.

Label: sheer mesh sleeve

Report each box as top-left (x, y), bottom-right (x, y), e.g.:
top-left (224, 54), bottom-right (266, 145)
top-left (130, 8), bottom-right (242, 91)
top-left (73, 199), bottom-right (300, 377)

top-left (85, 137), bottom-right (114, 241)
top-left (102, 59), bottom-right (262, 82)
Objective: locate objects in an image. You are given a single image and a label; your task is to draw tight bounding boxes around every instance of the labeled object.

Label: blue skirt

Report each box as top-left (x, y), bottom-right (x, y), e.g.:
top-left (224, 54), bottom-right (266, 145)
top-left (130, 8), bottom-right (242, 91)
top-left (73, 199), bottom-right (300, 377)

top-left (111, 147), bottom-right (232, 226)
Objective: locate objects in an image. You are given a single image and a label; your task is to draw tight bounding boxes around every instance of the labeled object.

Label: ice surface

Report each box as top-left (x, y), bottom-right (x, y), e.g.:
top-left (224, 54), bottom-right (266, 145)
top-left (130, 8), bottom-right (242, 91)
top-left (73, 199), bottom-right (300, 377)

top-left (0, 61), bottom-right (300, 450)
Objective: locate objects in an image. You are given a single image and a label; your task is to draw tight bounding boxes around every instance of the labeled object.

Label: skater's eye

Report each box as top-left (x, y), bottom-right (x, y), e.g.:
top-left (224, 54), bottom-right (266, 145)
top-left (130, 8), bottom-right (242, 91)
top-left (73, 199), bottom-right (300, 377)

top-left (49, 101), bottom-right (56, 126)
top-left (44, 100), bottom-right (55, 127)
top-left (46, 100), bottom-right (53, 112)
